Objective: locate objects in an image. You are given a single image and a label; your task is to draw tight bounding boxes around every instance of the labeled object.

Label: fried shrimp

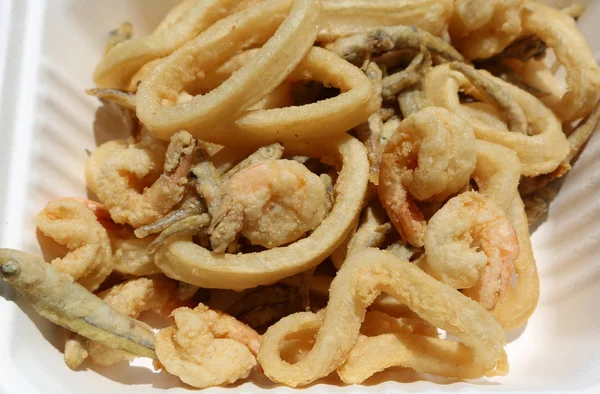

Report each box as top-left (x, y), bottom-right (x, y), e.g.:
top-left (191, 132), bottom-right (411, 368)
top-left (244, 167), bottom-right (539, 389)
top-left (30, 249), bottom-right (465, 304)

top-left (65, 276), bottom-right (192, 367)
top-left (155, 304), bottom-right (260, 389)
top-left (378, 107), bottom-right (476, 247)
top-left (222, 143), bottom-right (285, 181)
top-left (424, 63), bottom-right (569, 176)
top-left (85, 139), bottom-right (130, 196)
top-left (210, 159), bottom-right (327, 251)
top-left (15, 0), bottom-right (600, 387)
top-left (36, 199), bottom-right (113, 292)
top-left (449, 0), bottom-right (525, 60)
top-left (423, 192), bottom-right (518, 310)
top-left (96, 131), bottom-right (196, 227)
top-left (259, 248), bottom-right (507, 387)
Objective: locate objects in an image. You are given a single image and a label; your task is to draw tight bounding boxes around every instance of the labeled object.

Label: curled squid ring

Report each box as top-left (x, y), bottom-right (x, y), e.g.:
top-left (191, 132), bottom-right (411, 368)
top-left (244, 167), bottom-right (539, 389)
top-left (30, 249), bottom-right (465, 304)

top-left (210, 47), bottom-right (376, 148)
top-left (136, 0), bottom-right (322, 141)
top-left (258, 248), bottom-right (508, 387)
top-left (521, 1), bottom-right (600, 122)
top-left (491, 195), bottom-right (539, 330)
top-left (154, 135), bottom-right (369, 290)
top-left (424, 63), bottom-right (569, 176)
top-left (137, 47), bottom-right (375, 148)
top-left (93, 0), bottom-right (257, 89)
top-left (473, 140), bottom-right (521, 213)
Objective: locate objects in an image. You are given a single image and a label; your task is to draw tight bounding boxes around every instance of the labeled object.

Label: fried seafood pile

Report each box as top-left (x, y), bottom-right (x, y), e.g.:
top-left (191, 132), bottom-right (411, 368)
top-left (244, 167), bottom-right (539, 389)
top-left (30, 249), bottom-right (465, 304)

top-left (1, 0), bottom-right (599, 389)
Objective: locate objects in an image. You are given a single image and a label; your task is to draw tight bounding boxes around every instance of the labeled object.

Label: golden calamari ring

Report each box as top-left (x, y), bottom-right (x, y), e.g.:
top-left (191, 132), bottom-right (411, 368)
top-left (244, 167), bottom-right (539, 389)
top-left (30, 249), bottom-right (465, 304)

top-left (137, 47), bottom-right (375, 148)
top-left (473, 140), bottom-right (521, 213)
top-left (154, 136), bottom-right (369, 290)
top-left (424, 63), bottom-right (569, 176)
top-left (491, 195), bottom-right (539, 330)
top-left (93, 0), bottom-right (256, 89)
top-left (211, 47), bottom-right (376, 148)
top-left (318, 0), bottom-right (453, 42)
top-left (258, 248), bottom-right (508, 387)
top-left (522, 1), bottom-right (600, 122)
top-left (136, 0), bottom-right (322, 140)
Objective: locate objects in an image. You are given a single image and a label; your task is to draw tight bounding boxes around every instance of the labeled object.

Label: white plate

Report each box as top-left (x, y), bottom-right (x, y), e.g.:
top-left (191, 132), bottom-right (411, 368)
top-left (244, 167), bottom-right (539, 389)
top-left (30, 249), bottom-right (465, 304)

top-left (1, 0), bottom-right (599, 393)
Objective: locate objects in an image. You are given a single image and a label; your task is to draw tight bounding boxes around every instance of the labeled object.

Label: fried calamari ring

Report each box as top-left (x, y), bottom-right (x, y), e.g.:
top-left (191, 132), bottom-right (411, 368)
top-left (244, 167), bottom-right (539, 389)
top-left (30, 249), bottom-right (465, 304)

top-left (137, 0), bottom-right (321, 140)
top-left (93, 0), bottom-right (256, 89)
top-left (117, 47), bottom-right (375, 148)
top-left (258, 248), bottom-right (507, 387)
top-left (522, 1), bottom-right (600, 122)
top-left (473, 140), bottom-right (521, 213)
top-left (449, 0), bottom-right (525, 60)
top-left (491, 195), bottom-right (539, 330)
top-left (153, 136), bottom-right (368, 290)
top-left (207, 47), bottom-right (376, 148)
top-left (318, 0), bottom-right (453, 42)
top-left (424, 64), bottom-right (569, 176)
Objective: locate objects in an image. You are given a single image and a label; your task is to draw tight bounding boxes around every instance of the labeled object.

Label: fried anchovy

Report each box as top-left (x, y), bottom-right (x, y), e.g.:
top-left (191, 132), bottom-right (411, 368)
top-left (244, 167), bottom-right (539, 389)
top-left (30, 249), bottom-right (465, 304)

top-left (355, 62), bottom-right (384, 184)
top-left (328, 26), bottom-right (464, 67)
top-left (149, 214), bottom-right (211, 254)
top-left (0, 249), bottom-right (157, 359)
top-left (86, 88), bottom-right (137, 110)
top-left (475, 61), bottom-right (550, 98)
top-left (493, 34), bottom-right (547, 62)
top-left (134, 192), bottom-right (206, 239)
top-left (191, 149), bottom-right (223, 217)
top-left (104, 22), bottom-right (133, 55)
top-left (382, 49), bottom-right (432, 99)
top-left (450, 62), bottom-right (529, 135)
